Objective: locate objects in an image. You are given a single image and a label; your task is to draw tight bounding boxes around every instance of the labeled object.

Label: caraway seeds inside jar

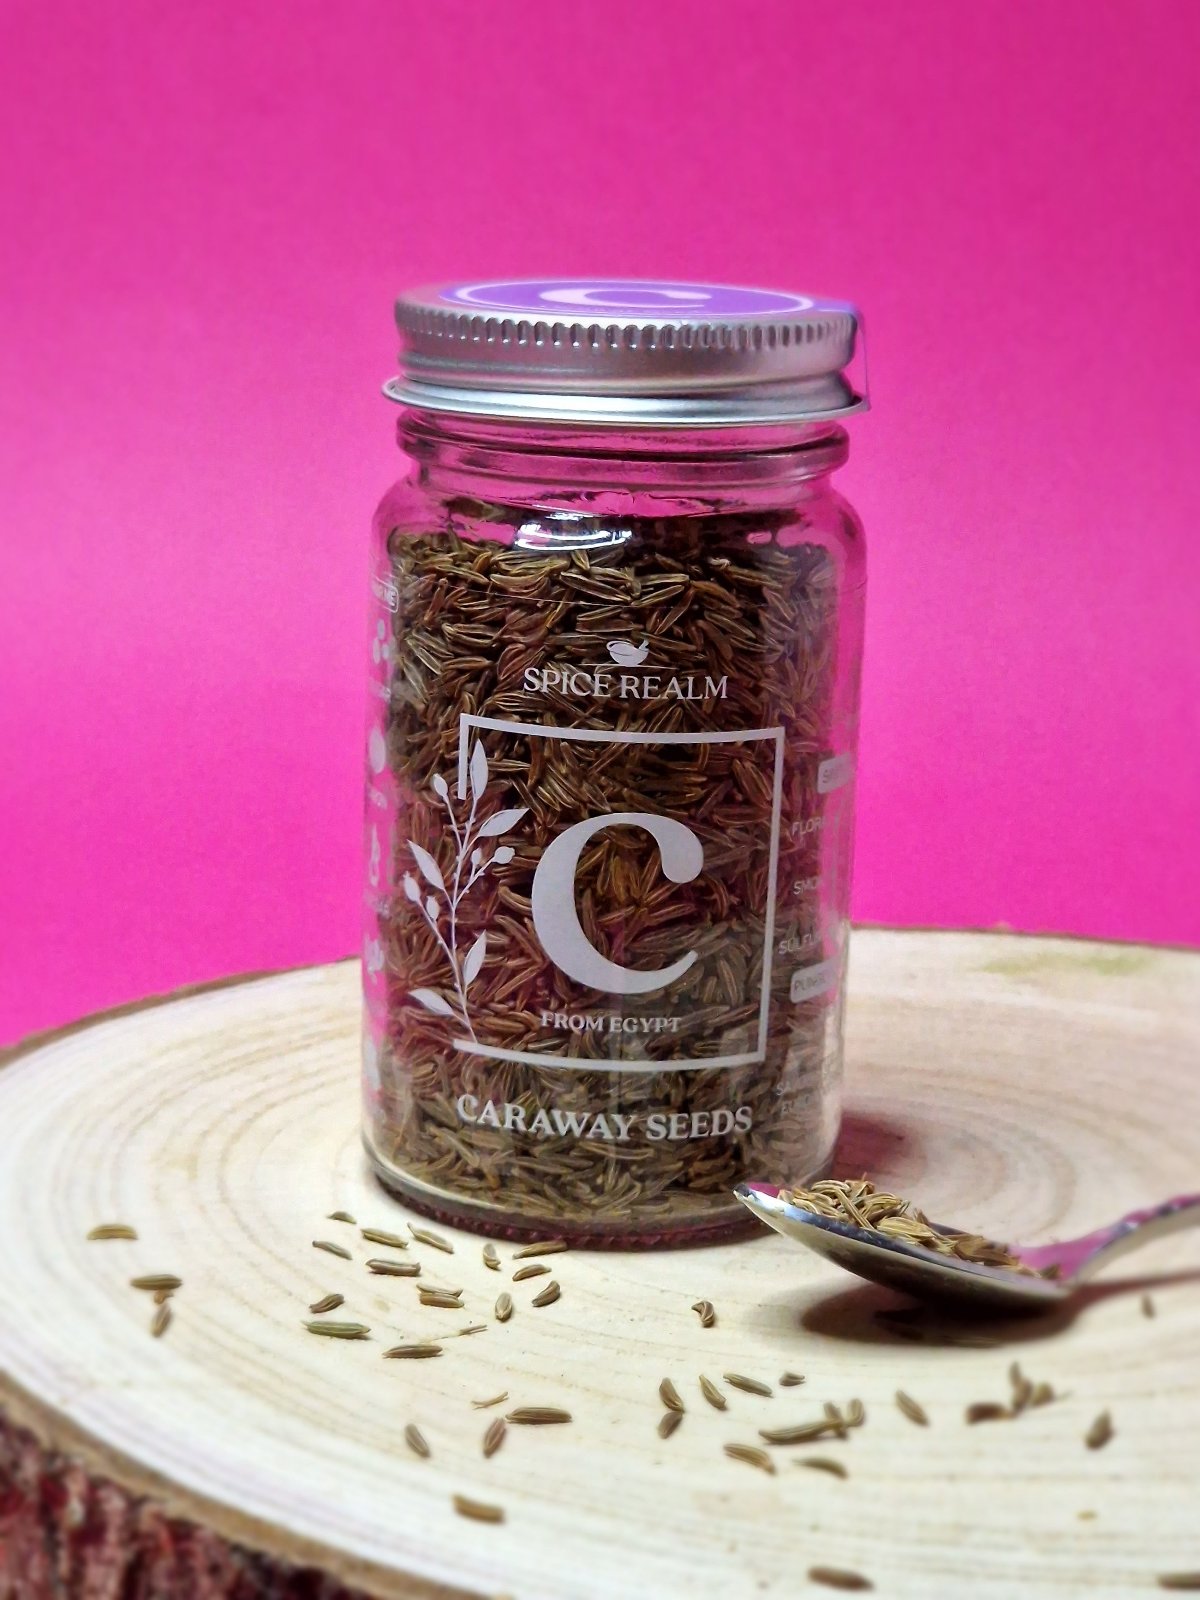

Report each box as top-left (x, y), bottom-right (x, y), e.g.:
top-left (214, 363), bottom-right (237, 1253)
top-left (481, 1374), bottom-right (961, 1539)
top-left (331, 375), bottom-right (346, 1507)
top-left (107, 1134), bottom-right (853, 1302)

top-left (363, 279), bottom-right (868, 1245)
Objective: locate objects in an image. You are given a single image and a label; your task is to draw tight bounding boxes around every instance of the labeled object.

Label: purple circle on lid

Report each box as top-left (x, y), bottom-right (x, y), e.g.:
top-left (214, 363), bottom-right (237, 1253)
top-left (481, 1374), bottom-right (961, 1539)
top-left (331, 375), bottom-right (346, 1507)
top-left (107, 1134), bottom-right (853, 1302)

top-left (438, 279), bottom-right (839, 319)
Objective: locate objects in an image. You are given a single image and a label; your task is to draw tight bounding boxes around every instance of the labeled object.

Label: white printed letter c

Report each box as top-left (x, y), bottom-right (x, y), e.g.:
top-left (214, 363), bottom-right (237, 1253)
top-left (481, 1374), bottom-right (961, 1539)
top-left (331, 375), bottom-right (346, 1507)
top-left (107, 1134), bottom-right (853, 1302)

top-left (530, 812), bottom-right (703, 994)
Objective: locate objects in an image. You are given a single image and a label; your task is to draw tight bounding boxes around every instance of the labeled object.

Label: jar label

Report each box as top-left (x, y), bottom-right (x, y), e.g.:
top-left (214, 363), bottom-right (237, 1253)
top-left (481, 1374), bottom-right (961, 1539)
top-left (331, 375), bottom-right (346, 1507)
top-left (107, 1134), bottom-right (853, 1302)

top-left (399, 715), bottom-right (787, 1072)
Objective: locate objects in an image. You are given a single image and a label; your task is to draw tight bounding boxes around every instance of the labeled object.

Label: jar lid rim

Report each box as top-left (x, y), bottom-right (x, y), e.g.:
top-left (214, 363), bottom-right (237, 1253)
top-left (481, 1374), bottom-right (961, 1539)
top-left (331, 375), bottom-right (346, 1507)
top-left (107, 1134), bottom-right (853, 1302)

top-left (391, 279), bottom-right (866, 425)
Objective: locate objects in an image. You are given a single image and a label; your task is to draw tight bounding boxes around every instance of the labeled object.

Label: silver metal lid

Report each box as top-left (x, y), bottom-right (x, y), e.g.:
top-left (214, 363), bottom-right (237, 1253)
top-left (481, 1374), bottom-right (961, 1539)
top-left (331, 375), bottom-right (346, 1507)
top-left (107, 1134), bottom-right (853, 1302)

top-left (386, 279), bottom-right (866, 427)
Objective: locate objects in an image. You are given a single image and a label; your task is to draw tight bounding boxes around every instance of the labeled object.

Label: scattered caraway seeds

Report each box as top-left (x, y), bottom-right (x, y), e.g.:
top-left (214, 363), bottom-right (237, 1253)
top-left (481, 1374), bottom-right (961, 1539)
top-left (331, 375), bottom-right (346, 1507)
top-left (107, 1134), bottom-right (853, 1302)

top-left (384, 1343), bottom-right (443, 1359)
top-left (410, 1224), bottom-right (454, 1253)
top-left (305, 1321), bottom-right (371, 1340)
top-left (472, 1392), bottom-right (509, 1409)
top-left (482, 1242), bottom-right (501, 1271)
top-left (87, 1224), bottom-right (138, 1241)
top-left (360, 1228), bottom-right (408, 1249)
top-left (780, 1372), bottom-right (806, 1387)
top-left (760, 1420), bottom-right (841, 1446)
top-left (328, 1211), bottom-right (356, 1224)
top-left (512, 1239), bottom-right (568, 1259)
top-left (895, 1391), bottom-right (928, 1426)
top-left (531, 1280), bottom-right (560, 1308)
top-left (367, 1258), bottom-right (421, 1277)
top-left (1085, 1411), bottom-right (1114, 1450)
top-left (699, 1376), bottom-right (727, 1411)
top-left (724, 1443), bottom-right (775, 1474)
top-left (824, 1403), bottom-right (848, 1438)
top-left (799, 1458), bottom-right (848, 1478)
top-left (1029, 1381), bottom-right (1056, 1408)
top-left (845, 1399), bottom-right (865, 1428)
top-left (658, 1410), bottom-right (683, 1440)
top-left (506, 1407), bottom-right (571, 1425)
top-left (453, 1495), bottom-right (504, 1525)
top-left (404, 1423), bottom-right (430, 1459)
top-left (483, 1417), bottom-right (507, 1458)
top-left (312, 1240), bottom-right (352, 1260)
top-left (495, 1293), bottom-right (513, 1323)
top-left (511, 1263), bottom-right (549, 1282)
top-left (965, 1402), bottom-right (1010, 1424)
top-left (725, 1373), bottom-right (772, 1397)
top-left (692, 1299), bottom-right (716, 1328)
top-left (659, 1378), bottom-right (685, 1414)
top-left (1143, 1293), bottom-right (1157, 1319)
top-left (1078, 1511), bottom-right (1097, 1522)
top-left (455, 1324), bottom-right (488, 1337)
top-left (308, 1293), bottom-right (345, 1314)
top-left (152, 1287), bottom-right (174, 1305)
top-left (1158, 1576), bottom-right (1200, 1591)
top-left (808, 1566), bottom-right (873, 1591)
top-left (419, 1290), bottom-right (464, 1309)
top-left (1009, 1363), bottom-right (1033, 1413)
top-left (151, 1302), bottom-right (172, 1338)
top-left (130, 1275), bottom-right (182, 1292)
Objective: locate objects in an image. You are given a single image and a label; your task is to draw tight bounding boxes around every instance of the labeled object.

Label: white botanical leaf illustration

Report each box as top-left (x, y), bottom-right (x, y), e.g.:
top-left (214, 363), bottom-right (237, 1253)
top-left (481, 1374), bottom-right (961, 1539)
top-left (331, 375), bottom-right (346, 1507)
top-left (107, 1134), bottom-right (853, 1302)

top-left (478, 806), bottom-right (527, 837)
top-left (462, 931), bottom-right (487, 990)
top-left (410, 841), bottom-right (444, 890)
top-left (470, 740), bottom-right (488, 800)
top-left (402, 873), bottom-right (422, 903)
top-left (410, 988), bottom-right (457, 1017)
top-left (432, 773), bottom-right (449, 800)
top-left (471, 847), bottom-right (483, 868)
top-left (492, 845), bottom-right (514, 865)
top-left (425, 895), bottom-right (440, 920)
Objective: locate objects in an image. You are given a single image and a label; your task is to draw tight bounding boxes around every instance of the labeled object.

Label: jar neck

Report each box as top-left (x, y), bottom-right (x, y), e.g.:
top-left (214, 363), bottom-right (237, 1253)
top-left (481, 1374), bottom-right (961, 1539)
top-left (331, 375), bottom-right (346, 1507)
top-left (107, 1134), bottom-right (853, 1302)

top-left (397, 409), bottom-right (848, 512)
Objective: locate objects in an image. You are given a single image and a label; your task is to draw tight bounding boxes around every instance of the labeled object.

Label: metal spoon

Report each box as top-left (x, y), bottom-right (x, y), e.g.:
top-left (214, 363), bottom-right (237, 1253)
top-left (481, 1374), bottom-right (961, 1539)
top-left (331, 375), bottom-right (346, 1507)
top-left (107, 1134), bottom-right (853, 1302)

top-left (735, 1183), bottom-right (1200, 1313)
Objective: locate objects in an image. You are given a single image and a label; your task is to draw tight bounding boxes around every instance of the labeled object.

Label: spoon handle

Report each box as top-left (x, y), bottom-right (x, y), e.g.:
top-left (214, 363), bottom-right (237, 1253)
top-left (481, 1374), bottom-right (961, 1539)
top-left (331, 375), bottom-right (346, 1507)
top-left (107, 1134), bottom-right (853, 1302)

top-left (1021, 1193), bottom-right (1200, 1282)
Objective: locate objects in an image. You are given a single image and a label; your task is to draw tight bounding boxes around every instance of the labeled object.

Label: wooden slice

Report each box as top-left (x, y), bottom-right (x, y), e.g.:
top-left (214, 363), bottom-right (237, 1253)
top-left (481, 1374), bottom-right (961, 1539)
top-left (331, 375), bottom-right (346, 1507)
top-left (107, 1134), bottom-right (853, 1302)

top-left (1, 931), bottom-right (1198, 1599)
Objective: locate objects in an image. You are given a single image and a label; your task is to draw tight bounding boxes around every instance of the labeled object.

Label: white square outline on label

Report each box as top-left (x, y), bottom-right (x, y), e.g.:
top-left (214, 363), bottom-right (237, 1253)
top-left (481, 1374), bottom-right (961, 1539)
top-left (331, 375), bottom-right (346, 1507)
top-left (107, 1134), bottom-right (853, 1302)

top-left (453, 713), bottom-right (785, 1074)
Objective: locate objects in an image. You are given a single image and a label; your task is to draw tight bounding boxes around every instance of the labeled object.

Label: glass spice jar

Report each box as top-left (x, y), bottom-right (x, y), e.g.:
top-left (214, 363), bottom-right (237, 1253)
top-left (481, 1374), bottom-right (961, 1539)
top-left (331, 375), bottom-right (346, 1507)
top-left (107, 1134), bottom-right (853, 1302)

top-left (363, 280), bottom-right (867, 1246)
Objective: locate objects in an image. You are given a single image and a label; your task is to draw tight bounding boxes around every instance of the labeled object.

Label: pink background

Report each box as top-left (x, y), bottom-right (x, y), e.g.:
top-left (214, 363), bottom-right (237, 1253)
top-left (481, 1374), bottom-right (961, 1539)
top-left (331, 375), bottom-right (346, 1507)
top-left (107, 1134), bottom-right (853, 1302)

top-left (3, 0), bottom-right (1198, 1045)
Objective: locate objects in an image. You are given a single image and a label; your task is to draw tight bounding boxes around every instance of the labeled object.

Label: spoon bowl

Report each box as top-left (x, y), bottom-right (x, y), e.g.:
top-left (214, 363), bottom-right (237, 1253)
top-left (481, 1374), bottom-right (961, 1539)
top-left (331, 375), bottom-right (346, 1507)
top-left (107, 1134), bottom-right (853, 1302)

top-left (735, 1183), bottom-right (1200, 1314)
